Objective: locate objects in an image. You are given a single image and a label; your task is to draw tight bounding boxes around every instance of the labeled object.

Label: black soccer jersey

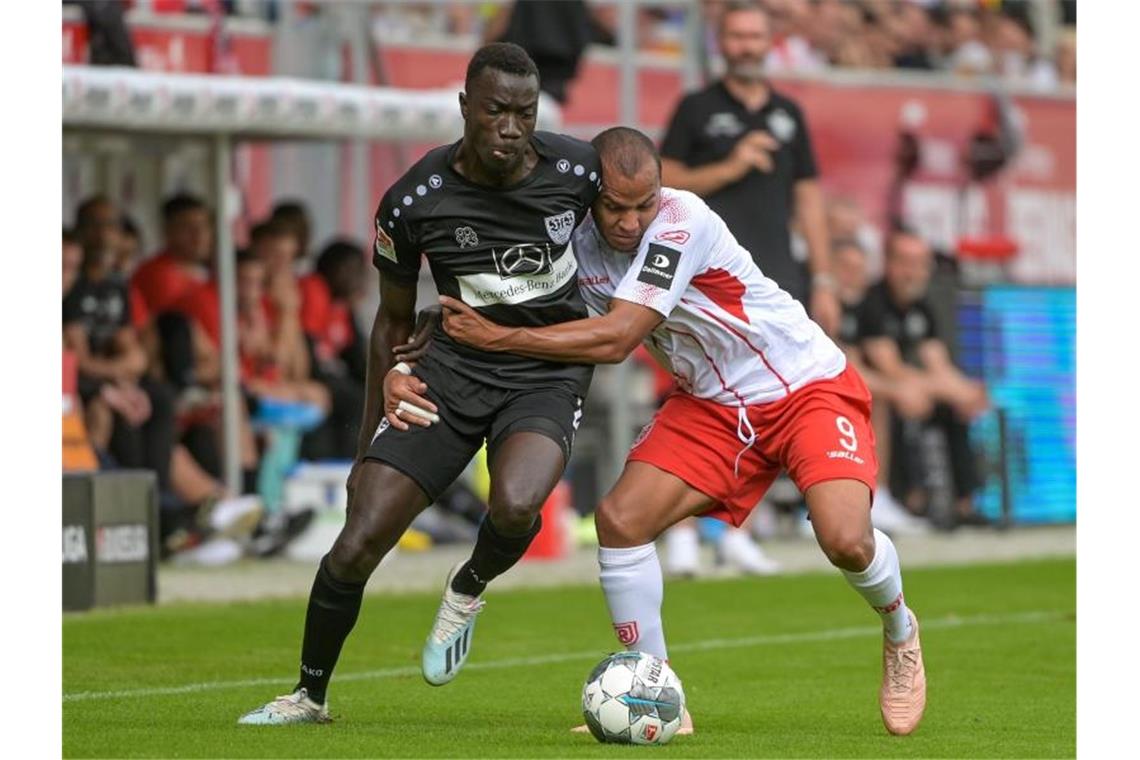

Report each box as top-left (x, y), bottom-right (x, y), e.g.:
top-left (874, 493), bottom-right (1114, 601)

top-left (372, 131), bottom-right (602, 394)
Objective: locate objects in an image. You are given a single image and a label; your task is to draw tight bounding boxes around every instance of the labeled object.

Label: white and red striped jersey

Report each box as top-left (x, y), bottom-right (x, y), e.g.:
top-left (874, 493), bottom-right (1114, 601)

top-left (574, 188), bottom-right (846, 406)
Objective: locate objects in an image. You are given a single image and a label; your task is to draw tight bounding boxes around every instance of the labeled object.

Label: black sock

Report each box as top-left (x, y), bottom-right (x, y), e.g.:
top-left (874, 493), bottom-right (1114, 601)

top-left (295, 555), bottom-right (365, 704)
top-left (450, 514), bottom-right (542, 597)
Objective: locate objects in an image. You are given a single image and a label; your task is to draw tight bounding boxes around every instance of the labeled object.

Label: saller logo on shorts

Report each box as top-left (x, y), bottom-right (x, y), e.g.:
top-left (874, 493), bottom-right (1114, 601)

top-left (637, 243), bottom-right (680, 288)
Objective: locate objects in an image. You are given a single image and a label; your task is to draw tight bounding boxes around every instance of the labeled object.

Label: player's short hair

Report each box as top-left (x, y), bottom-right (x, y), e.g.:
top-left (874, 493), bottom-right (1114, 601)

top-left (250, 218), bottom-right (294, 246)
top-left (161, 193), bottom-right (207, 224)
top-left (74, 195), bottom-right (114, 228)
top-left (719, 0), bottom-right (769, 31)
top-left (465, 42), bottom-right (539, 92)
top-left (591, 127), bottom-right (661, 180)
top-left (62, 227), bottom-right (79, 246)
top-left (316, 239), bottom-right (363, 280)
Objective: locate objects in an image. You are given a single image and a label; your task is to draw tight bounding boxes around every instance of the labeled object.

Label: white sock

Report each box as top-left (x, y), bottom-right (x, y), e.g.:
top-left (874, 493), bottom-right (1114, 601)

top-left (598, 543), bottom-right (668, 660)
top-left (841, 528), bottom-right (913, 643)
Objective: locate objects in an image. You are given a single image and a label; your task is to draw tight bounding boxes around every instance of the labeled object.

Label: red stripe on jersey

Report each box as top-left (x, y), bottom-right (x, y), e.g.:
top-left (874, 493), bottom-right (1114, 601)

top-left (664, 326), bottom-right (749, 408)
top-left (691, 268), bottom-right (749, 325)
top-left (682, 299), bottom-right (792, 395)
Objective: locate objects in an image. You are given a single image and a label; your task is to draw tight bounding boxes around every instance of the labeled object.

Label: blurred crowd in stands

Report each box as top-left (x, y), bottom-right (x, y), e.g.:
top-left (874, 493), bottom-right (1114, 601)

top-left (371, 0), bottom-right (1075, 91)
top-left (64, 194), bottom-right (371, 565)
top-left (74, 0), bottom-right (1075, 91)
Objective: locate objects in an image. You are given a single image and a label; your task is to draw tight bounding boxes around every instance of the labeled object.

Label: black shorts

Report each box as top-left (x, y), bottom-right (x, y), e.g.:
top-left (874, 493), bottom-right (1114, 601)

top-left (364, 355), bottom-right (584, 501)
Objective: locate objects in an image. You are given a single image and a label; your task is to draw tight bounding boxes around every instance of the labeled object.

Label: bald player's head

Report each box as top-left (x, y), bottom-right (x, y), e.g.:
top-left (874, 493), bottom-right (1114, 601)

top-left (591, 126), bottom-right (661, 182)
top-left (590, 127), bottom-right (662, 253)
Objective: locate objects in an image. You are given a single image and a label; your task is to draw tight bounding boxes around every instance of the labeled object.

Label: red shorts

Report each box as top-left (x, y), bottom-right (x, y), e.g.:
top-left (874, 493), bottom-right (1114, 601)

top-left (627, 365), bottom-right (878, 527)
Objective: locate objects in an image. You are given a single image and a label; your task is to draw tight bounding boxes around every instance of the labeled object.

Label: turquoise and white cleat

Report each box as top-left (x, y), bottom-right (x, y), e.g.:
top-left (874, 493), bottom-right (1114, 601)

top-left (421, 563), bottom-right (485, 686)
top-left (237, 687), bottom-right (330, 725)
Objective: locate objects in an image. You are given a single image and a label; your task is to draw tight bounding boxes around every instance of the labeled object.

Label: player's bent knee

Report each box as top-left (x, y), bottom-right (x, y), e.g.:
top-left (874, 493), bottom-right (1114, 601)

top-left (327, 531), bottom-right (389, 584)
top-left (595, 497), bottom-right (648, 548)
top-left (489, 480), bottom-right (551, 534)
top-left (818, 527), bottom-right (875, 572)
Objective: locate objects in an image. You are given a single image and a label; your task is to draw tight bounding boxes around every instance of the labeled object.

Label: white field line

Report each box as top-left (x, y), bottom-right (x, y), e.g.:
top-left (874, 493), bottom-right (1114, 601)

top-left (62, 609), bottom-right (1069, 704)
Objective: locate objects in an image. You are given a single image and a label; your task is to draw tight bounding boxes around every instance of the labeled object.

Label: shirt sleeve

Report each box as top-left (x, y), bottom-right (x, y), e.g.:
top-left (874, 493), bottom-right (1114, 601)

top-left (612, 222), bottom-right (708, 319)
top-left (659, 96), bottom-right (698, 164)
top-left (371, 189), bottom-right (420, 282)
top-left (790, 103), bottom-right (819, 181)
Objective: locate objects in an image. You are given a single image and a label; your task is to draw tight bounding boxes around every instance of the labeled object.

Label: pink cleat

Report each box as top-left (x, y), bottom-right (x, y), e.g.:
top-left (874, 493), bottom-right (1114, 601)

top-left (880, 610), bottom-right (927, 736)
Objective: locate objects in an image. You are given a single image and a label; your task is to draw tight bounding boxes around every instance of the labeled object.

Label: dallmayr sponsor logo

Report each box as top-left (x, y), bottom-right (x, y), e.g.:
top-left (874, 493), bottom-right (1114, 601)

top-left (96, 524), bottom-right (150, 564)
top-left (459, 243), bottom-right (578, 306)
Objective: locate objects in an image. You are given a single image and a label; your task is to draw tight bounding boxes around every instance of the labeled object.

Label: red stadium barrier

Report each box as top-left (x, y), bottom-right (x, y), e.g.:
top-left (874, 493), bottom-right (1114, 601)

top-left (523, 481), bottom-right (572, 561)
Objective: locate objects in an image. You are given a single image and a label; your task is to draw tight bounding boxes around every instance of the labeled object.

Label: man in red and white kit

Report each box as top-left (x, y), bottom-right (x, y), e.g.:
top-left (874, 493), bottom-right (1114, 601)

top-left (394, 127), bottom-right (926, 736)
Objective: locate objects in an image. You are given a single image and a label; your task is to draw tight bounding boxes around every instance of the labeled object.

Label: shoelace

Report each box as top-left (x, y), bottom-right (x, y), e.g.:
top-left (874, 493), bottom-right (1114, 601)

top-left (433, 593), bottom-right (485, 643)
top-left (266, 691), bottom-right (318, 719)
top-left (886, 648), bottom-right (920, 693)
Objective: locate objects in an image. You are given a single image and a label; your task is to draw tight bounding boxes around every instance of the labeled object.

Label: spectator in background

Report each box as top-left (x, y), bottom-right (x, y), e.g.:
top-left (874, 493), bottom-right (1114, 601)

top-left (299, 239), bottom-right (367, 461)
top-left (115, 214), bottom-right (143, 278)
top-left (64, 207), bottom-right (177, 500)
top-left (990, 10), bottom-right (1057, 90)
top-left (832, 238), bottom-right (929, 535)
top-left (132, 194), bottom-right (212, 316)
top-left (484, 0), bottom-right (613, 104)
top-left (132, 194), bottom-right (215, 393)
top-left (270, 200), bottom-right (313, 263)
top-left (888, 1), bottom-right (938, 70)
top-left (233, 249), bottom-right (329, 412)
top-left (943, 6), bottom-right (993, 77)
top-left (63, 228), bottom-right (84, 297)
top-left (826, 195), bottom-right (883, 280)
top-left (858, 230), bottom-right (990, 528)
top-left (249, 219), bottom-right (311, 386)
top-left (661, 1), bottom-right (840, 334)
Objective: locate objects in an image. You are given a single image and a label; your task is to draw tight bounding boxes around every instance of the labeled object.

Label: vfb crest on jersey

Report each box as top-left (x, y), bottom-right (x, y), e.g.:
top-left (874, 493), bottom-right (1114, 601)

top-left (544, 210), bottom-right (576, 245)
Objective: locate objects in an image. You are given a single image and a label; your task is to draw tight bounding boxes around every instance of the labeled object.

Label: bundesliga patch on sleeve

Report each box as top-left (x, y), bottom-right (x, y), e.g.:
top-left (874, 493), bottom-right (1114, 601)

top-left (637, 243), bottom-right (680, 288)
top-left (374, 218), bottom-right (397, 263)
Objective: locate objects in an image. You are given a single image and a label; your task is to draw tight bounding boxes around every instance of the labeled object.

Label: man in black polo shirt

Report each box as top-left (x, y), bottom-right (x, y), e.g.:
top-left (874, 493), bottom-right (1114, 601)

top-left (660, 0), bottom-right (839, 333)
top-left (858, 231), bottom-right (990, 528)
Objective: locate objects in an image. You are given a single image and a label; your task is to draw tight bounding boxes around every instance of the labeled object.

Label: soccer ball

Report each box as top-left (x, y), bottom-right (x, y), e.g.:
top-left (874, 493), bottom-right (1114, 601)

top-left (581, 651), bottom-right (685, 745)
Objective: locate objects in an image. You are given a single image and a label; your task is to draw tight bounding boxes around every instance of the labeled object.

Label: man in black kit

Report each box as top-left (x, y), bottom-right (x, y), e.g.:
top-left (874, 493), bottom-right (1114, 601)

top-left (239, 43), bottom-right (601, 725)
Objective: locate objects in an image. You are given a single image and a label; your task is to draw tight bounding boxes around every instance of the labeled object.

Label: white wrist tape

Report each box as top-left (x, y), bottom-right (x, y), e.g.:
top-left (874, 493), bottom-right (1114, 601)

top-left (390, 362), bottom-right (412, 376)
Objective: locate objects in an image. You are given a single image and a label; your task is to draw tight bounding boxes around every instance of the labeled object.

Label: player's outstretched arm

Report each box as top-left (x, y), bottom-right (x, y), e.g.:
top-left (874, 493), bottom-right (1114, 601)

top-left (439, 295), bottom-right (662, 365)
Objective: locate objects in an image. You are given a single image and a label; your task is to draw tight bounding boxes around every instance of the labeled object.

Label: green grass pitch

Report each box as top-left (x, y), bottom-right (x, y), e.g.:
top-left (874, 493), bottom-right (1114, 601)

top-left (64, 557), bottom-right (1074, 758)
